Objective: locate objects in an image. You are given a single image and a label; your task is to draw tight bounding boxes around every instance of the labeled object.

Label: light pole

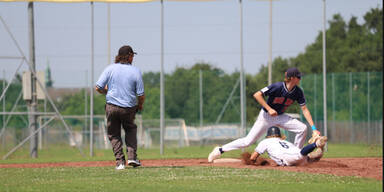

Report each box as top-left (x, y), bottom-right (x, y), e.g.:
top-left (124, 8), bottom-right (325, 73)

top-left (322, 0), bottom-right (328, 151)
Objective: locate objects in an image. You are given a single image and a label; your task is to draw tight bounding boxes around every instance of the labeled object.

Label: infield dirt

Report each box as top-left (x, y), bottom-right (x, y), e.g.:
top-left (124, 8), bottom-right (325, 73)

top-left (0, 157), bottom-right (381, 180)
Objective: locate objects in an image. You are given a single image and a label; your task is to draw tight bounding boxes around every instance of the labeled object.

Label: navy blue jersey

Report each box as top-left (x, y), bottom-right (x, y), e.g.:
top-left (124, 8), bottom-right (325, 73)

top-left (260, 82), bottom-right (306, 115)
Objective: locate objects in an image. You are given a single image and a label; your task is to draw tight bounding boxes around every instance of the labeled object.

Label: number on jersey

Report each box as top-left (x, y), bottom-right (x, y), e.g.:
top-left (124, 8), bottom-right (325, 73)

top-left (279, 141), bottom-right (289, 149)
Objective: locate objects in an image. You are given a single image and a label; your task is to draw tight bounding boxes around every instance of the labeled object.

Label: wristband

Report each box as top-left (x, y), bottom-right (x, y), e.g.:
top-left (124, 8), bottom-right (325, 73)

top-left (311, 125), bottom-right (317, 131)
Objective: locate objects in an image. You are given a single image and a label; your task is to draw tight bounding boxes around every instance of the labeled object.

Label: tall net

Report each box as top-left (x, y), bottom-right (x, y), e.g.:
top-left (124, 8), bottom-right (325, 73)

top-left (300, 72), bottom-right (383, 145)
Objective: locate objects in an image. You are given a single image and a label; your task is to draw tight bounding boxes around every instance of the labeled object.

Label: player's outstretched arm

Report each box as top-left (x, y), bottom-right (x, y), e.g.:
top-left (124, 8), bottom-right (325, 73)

top-left (241, 151), bottom-right (267, 166)
top-left (301, 105), bottom-right (315, 129)
top-left (250, 151), bottom-right (260, 161)
top-left (251, 152), bottom-right (270, 166)
top-left (301, 105), bottom-right (321, 139)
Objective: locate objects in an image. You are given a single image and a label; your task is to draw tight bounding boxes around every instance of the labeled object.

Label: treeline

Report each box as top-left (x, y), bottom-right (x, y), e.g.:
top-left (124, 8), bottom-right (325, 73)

top-left (245, 7), bottom-right (382, 123)
top-left (138, 7), bottom-right (383, 124)
top-left (140, 64), bottom-right (242, 125)
top-left (300, 72), bottom-right (383, 122)
top-left (0, 7), bottom-right (382, 127)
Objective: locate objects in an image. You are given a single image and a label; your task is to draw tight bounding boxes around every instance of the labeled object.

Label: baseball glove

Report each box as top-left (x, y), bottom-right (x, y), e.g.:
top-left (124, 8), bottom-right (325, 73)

top-left (241, 152), bottom-right (269, 166)
top-left (308, 130), bottom-right (321, 144)
top-left (241, 152), bottom-right (254, 165)
top-left (307, 148), bottom-right (323, 162)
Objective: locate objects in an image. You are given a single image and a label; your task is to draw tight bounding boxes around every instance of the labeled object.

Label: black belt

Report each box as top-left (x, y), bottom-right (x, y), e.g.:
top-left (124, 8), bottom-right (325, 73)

top-left (106, 103), bottom-right (134, 109)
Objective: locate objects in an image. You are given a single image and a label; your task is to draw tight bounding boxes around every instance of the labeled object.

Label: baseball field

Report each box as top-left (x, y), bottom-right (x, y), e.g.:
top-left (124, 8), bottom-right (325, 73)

top-left (0, 143), bottom-right (382, 192)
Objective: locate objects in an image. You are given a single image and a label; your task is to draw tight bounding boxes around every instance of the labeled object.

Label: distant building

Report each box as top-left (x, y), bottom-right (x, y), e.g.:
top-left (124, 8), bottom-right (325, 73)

top-left (45, 62), bottom-right (53, 88)
top-left (47, 88), bottom-right (86, 102)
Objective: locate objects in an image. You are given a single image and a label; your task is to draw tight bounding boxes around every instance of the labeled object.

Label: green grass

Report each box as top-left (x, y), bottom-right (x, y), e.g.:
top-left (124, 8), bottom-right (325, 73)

top-left (323, 143), bottom-right (383, 158)
top-left (0, 166), bottom-right (381, 192)
top-left (0, 143), bottom-right (382, 192)
top-left (0, 143), bottom-right (382, 164)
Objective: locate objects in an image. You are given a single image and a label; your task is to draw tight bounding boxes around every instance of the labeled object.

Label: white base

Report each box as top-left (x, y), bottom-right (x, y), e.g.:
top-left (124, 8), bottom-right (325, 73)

top-left (213, 158), bottom-right (242, 163)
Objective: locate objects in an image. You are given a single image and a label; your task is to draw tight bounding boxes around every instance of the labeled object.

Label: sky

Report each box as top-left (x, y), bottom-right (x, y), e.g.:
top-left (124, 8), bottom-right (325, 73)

top-left (0, 0), bottom-right (382, 87)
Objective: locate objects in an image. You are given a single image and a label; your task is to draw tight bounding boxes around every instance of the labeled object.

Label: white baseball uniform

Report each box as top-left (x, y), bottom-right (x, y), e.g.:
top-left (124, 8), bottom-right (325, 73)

top-left (255, 137), bottom-right (305, 166)
top-left (221, 82), bottom-right (308, 152)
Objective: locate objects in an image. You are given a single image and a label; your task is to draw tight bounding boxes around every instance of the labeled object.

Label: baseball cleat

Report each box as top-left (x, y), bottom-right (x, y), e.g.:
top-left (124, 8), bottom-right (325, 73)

top-left (115, 163), bottom-right (125, 170)
top-left (315, 136), bottom-right (328, 149)
top-left (128, 159), bottom-right (141, 167)
top-left (208, 146), bottom-right (221, 163)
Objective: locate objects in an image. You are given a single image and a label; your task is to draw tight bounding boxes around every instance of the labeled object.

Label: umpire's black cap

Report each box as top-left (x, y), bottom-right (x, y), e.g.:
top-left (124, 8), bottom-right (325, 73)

top-left (118, 45), bottom-right (137, 56)
top-left (285, 67), bottom-right (302, 79)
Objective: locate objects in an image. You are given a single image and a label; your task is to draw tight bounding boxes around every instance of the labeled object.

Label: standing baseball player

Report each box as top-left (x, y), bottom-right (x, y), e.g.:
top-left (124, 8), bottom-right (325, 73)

top-left (248, 126), bottom-right (327, 166)
top-left (96, 45), bottom-right (145, 170)
top-left (209, 67), bottom-right (320, 162)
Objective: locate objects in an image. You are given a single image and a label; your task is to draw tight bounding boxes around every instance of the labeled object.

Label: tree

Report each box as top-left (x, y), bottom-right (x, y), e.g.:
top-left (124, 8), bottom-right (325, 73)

top-left (246, 8), bottom-right (382, 122)
top-left (50, 8), bottom-right (382, 125)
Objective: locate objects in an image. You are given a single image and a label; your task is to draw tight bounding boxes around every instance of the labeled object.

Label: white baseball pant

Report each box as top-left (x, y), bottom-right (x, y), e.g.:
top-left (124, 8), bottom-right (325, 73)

top-left (279, 153), bottom-right (306, 166)
top-left (222, 110), bottom-right (307, 151)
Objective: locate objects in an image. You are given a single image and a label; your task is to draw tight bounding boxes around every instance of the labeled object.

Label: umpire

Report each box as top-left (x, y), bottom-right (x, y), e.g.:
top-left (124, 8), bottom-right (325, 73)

top-left (95, 45), bottom-right (145, 170)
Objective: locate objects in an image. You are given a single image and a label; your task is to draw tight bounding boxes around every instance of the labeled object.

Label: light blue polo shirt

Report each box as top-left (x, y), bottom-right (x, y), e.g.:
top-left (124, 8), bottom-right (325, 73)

top-left (96, 63), bottom-right (144, 108)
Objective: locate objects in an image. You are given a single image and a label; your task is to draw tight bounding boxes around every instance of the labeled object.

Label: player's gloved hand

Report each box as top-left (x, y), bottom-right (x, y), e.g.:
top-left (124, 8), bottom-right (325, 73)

top-left (241, 152), bottom-right (269, 166)
top-left (308, 125), bottom-right (321, 144)
top-left (254, 157), bottom-right (269, 166)
top-left (241, 152), bottom-right (255, 165)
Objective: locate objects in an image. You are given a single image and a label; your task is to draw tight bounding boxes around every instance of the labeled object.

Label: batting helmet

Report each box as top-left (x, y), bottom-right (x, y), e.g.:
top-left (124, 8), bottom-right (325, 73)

top-left (266, 126), bottom-right (281, 138)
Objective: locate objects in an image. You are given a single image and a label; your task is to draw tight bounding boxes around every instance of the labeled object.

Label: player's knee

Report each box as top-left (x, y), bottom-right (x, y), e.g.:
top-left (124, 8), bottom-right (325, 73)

top-left (241, 137), bottom-right (256, 147)
top-left (298, 124), bottom-right (307, 134)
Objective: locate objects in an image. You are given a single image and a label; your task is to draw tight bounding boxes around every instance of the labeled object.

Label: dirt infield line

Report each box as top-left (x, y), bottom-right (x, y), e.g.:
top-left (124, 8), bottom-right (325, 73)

top-left (0, 157), bottom-right (382, 180)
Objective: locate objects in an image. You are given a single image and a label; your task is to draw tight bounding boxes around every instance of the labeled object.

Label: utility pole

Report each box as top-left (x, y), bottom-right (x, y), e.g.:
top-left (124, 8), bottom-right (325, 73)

top-left (322, 0), bottom-right (328, 151)
top-left (160, 0), bottom-right (165, 155)
top-left (107, 3), bottom-right (111, 65)
top-left (239, 0), bottom-right (246, 137)
top-left (28, 2), bottom-right (38, 158)
top-left (90, 1), bottom-right (95, 157)
top-left (199, 69), bottom-right (203, 128)
top-left (268, 0), bottom-right (273, 85)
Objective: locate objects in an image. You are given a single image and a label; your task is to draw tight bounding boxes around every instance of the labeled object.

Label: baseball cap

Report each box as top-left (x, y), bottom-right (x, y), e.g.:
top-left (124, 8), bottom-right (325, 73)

top-left (285, 67), bottom-right (302, 79)
top-left (118, 45), bottom-right (137, 56)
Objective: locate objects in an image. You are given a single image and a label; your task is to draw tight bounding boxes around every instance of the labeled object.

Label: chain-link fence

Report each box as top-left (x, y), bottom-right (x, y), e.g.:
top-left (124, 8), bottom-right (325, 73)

top-left (299, 72), bottom-right (383, 145)
top-left (0, 115), bottom-right (241, 153)
top-left (0, 71), bottom-right (382, 158)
